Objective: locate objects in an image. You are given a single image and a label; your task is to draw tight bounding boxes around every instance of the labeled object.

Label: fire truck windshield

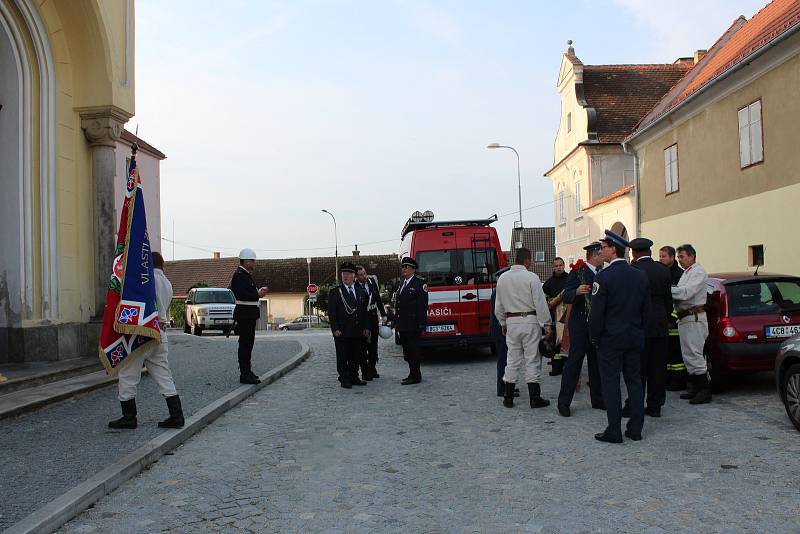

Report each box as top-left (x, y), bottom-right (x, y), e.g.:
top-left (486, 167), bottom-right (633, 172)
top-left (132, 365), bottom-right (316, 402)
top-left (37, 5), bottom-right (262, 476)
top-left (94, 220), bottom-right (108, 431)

top-left (416, 249), bottom-right (499, 287)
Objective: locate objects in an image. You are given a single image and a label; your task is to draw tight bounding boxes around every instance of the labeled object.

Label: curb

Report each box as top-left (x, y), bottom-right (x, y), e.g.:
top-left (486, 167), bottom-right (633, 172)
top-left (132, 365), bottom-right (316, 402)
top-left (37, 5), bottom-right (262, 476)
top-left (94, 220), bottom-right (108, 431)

top-left (5, 342), bottom-right (311, 534)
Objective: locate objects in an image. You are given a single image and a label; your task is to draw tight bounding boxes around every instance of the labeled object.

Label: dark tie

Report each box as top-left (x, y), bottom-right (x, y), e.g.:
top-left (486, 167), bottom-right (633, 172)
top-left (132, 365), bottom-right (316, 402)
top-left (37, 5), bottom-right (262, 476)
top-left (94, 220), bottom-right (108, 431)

top-left (349, 287), bottom-right (356, 300)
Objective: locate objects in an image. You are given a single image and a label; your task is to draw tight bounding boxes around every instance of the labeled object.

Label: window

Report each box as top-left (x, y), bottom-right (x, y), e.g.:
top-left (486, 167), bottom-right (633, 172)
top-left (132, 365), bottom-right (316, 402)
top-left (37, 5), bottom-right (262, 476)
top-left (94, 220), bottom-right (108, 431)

top-left (574, 181), bottom-right (582, 217)
top-left (193, 290), bottom-right (236, 304)
top-left (566, 112), bottom-right (572, 133)
top-left (739, 99), bottom-right (763, 168)
top-left (726, 279), bottom-right (800, 316)
top-left (535, 251), bottom-right (545, 262)
top-left (663, 144), bottom-right (679, 194)
top-left (415, 248), bottom-right (499, 287)
top-left (749, 244), bottom-right (764, 267)
top-left (558, 189), bottom-right (566, 225)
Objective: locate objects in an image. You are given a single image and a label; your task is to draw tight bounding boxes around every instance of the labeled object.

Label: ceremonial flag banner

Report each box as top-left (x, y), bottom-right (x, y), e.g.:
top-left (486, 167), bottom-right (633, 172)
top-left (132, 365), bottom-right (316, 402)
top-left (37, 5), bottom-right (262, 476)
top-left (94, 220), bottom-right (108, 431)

top-left (98, 145), bottom-right (161, 375)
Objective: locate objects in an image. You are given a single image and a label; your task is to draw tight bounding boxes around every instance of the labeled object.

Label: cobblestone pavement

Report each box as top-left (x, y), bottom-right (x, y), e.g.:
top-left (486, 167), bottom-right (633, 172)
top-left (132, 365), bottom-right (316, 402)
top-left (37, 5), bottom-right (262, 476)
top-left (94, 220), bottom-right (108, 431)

top-left (59, 332), bottom-right (800, 533)
top-left (0, 332), bottom-right (301, 529)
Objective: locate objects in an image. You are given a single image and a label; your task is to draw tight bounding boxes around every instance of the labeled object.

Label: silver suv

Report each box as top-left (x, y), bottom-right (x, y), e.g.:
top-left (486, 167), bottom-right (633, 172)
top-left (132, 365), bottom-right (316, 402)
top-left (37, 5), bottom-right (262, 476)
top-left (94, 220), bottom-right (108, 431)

top-left (184, 288), bottom-right (236, 336)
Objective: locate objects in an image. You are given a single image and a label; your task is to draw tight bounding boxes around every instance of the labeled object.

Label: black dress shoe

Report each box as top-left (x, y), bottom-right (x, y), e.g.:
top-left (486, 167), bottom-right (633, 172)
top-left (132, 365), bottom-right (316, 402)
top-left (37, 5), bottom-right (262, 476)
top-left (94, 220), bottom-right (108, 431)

top-left (351, 377), bottom-right (367, 386)
top-left (591, 403), bottom-right (606, 410)
top-left (624, 429), bottom-right (643, 441)
top-left (401, 376), bottom-right (421, 385)
top-left (340, 380), bottom-right (352, 389)
top-left (557, 405), bottom-right (571, 417)
top-left (594, 432), bottom-right (623, 444)
top-left (240, 373), bottom-right (261, 384)
top-left (645, 406), bottom-right (661, 417)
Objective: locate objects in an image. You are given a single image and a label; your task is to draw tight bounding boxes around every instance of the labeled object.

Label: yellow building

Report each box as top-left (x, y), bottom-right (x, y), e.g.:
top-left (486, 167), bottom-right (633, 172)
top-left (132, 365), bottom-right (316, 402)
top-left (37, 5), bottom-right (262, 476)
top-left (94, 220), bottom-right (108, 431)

top-left (545, 42), bottom-right (691, 265)
top-left (0, 0), bottom-right (135, 363)
top-left (626, 2), bottom-right (800, 275)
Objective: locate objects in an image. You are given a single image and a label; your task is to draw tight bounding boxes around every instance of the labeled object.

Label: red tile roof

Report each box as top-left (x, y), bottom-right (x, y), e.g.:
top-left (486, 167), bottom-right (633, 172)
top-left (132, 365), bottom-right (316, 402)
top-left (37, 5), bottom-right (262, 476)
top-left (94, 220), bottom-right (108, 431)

top-left (120, 129), bottom-right (167, 160)
top-left (583, 64), bottom-right (692, 143)
top-left (631, 0), bottom-right (800, 137)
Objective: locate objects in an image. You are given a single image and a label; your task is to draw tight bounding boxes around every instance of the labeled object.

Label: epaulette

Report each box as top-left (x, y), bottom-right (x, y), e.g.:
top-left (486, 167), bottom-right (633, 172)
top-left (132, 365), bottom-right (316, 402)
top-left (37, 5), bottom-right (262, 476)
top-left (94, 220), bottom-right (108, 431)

top-left (415, 274), bottom-right (425, 281)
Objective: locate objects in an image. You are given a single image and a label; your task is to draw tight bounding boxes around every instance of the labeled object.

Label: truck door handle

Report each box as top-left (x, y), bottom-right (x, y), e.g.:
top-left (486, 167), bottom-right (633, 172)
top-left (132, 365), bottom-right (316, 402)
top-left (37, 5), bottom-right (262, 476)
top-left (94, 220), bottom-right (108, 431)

top-left (462, 293), bottom-right (477, 300)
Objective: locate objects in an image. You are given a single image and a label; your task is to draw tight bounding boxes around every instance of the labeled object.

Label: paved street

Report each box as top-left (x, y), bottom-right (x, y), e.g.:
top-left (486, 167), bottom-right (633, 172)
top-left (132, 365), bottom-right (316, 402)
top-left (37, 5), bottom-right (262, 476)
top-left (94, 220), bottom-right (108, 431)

top-left (0, 332), bottom-right (301, 529)
top-left (56, 331), bottom-right (800, 533)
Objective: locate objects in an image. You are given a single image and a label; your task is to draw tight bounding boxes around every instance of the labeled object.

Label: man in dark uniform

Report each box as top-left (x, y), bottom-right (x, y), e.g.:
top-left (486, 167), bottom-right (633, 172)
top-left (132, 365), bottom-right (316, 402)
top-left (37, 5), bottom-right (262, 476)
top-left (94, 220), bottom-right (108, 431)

top-left (623, 238), bottom-right (673, 418)
top-left (543, 257), bottom-right (569, 376)
top-left (589, 230), bottom-right (649, 443)
top-left (490, 267), bottom-right (513, 397)
top-left (660, 245), bottom-right (687, 391)
top-left (395, 257), bottom-right (428, 385)
top-left (556, 242), bottom-right (605, 417)
top-left (229, 248), bottom-right (268, 384)
top-left (328, 262), bottom-right (369, 388)
top-left (356, 265), bottom-right (386, 380)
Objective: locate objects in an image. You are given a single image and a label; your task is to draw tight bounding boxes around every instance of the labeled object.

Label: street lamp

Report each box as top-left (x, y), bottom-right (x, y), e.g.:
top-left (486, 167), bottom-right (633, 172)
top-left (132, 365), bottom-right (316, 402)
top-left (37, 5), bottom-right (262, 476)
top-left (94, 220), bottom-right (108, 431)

top-left (321, 209), bottom-right (338, 283)
top-left (306, 257), bottom-right (312, 325)
top-left (487, 143), bottom-right (523, 228)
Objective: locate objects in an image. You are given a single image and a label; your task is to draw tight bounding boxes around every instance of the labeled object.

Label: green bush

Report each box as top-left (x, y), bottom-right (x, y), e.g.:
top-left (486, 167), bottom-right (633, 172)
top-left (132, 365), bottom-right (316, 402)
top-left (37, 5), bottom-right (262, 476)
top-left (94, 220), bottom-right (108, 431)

top-left (168, 298), bottom-right (186, 328)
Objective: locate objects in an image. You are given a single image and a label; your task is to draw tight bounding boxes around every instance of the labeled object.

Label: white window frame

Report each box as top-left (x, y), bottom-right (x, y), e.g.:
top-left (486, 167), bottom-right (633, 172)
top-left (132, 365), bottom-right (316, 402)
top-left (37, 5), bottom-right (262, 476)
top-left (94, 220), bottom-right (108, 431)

top-left (558, 189), bottom-right (566, 225)
top-left (535, 251), bottom-right (545, 262)
top-left (574, 181), bottom-right (582, 218)
top-left (566, 112), bottom-right (572, 133)
top-left (663, 144), bottom-right (679, 194)
top-left (738, 99), bottom-right (763, 168)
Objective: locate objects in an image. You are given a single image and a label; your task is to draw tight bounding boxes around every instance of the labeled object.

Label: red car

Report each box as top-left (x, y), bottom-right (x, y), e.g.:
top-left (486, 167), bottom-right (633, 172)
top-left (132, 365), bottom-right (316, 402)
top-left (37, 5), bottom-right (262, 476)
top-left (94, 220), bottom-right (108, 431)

top-left (705, 273), bottom-right (800, 391)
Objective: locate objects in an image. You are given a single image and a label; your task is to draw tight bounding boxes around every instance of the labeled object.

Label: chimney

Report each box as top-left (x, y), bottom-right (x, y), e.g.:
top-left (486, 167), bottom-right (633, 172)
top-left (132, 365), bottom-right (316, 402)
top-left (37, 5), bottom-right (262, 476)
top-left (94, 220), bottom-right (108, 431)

top-left (694, 49), bottom-right (707, 64)
top-left (674, 57), bottom-right (694, 65)
top-left (352, 244), bottom-right (360, 257)
top-left (213, 251), bottom-right (220, 259)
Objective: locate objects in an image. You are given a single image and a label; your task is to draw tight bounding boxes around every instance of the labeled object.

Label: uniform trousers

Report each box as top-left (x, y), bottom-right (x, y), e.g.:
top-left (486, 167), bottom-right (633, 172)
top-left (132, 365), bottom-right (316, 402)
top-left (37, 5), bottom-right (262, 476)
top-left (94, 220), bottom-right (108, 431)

top-left (558, 321), bottom-right (603, 408)
top-left (641, 337), bottom-right (668, 408)
top-left (399, 330), bottom-right (422, 379)
top-left (118, 337), bottom-right (178, 401)
top-left (678, 314), bottom-right (708, 375)
top-left (495, 335), bottom-right (508, 381)
top-left (502, 316), bottom-right (543, 384)
top-left (666, 334), bottom-right (686, 375)
top-left (598, 346), bottom-right (644, 440)
top-left (362, 320), bottom-right (379, 369)
top-left (237, 319), bottom-right (256, 374)
top-left (334, 336), bottom-right (362, 382)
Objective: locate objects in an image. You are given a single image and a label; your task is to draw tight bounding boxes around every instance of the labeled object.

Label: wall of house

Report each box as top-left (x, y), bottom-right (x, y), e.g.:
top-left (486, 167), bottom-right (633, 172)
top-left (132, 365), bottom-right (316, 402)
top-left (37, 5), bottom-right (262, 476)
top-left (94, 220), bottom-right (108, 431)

top-left (636, 45), bottom-right (800, 275)
top-left (550, 148), bottom-right (590, 266)
top-left (266, 293), bottom-right (305, 324)
top-left (589, 148), bottom-right (634, 201)
top-left (553, 55), bottom-right (589, 164)
top-left (114, 145), bottom-right (162, 253)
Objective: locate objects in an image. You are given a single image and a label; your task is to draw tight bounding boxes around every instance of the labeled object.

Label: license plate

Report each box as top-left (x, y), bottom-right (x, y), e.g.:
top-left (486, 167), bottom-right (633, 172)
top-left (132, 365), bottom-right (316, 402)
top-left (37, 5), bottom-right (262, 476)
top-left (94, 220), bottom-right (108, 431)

top-left (427, 324), bottom-right (455, 333)
top-left (214, 319), bottom-right (232, 324)
top-left (765, 325), bottom-right (800, 338)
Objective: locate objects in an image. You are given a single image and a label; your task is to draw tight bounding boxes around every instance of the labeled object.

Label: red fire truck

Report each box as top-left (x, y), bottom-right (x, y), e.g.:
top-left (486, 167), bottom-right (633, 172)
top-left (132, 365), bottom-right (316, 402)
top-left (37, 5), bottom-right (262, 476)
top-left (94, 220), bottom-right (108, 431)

top-left (397, 214), bottom-right (507, 351)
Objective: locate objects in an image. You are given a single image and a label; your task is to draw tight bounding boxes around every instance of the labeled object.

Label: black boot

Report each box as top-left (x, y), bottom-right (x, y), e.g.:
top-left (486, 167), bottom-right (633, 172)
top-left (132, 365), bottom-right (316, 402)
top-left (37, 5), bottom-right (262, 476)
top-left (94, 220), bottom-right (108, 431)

top-left (549, 357), bottom-right (564, 376)
top-left (690, 374), bottom-right (712, 405)
top-left (680, 374), bottom-right (700, 399)
top-left (158, 395), bottom-right (185, 428)
top-left (528, 383), bottom-right (550, 408)
top-left (497, 378), bottom-right (504, 397)
top-left (108, 399), bottom-right (138, 429)
top-left (666, 371), bottom-right (687, 391)
top-left (503, 382), bottom-right (515, 408)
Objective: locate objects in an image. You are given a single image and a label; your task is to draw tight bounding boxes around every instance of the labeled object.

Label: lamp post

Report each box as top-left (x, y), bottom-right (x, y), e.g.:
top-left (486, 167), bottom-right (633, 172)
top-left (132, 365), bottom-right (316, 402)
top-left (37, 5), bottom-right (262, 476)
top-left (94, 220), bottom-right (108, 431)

top-left (487, 143), bottom-right (523, 228)
top-left (306, 257), bottom-right (312, 325)
top-left (321, 209), bottom-right (338, 283)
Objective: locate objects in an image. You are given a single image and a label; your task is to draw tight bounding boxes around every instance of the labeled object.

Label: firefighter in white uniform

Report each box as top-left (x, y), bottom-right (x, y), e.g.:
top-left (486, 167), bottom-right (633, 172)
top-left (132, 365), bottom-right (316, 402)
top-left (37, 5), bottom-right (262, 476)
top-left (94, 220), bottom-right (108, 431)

top-left (494, 247), bottom-right (552, 409)
top-left (670, 244), bottom-right (712, 404)
top-left (109, 251), bottom-right (184, 429)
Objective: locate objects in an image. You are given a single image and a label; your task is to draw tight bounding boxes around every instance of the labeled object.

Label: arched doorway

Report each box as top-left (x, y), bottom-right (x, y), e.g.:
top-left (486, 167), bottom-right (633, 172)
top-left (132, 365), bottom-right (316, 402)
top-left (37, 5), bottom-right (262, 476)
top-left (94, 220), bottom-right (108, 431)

top-left (610, 221), bottom-right (629, 242)
top-left (0, 17), bottom-right (23, 335)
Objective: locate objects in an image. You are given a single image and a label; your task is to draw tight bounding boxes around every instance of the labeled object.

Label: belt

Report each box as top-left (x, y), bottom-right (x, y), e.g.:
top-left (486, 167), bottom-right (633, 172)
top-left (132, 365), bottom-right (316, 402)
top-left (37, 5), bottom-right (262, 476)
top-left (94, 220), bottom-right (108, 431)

top-left (505, 311), bottom-right (536, 318)
top-left (235, 300), bottom-right (260, 306)
top-left (676, 305), bottom-right (705, 320)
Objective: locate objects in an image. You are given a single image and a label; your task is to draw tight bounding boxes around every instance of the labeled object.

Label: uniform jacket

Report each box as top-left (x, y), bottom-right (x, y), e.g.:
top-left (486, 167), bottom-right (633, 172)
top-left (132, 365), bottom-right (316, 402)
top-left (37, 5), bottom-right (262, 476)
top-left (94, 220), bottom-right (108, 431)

top-left (359, 278), bottom-right (386, 326)
top-left (668, 261), bottom-right (683, 286)
top-left (563, 265), bottom-right (596, 322)
top-left (632, 256), bottom-right (672, 338)
top-left (230, 266), bottom-right (260, 321)
top-left (328, 283), bottom-right (367, 338)
top-left (588, 259), bottom-right (650, 351)
top-left (494, 265), bottom-right (550, 329)
top-left (671, 262), bottom-right (708, 311)
top-left (395, 275), bottom-right (428, 333)
top-left (542, 271), bottom-right (569, 300)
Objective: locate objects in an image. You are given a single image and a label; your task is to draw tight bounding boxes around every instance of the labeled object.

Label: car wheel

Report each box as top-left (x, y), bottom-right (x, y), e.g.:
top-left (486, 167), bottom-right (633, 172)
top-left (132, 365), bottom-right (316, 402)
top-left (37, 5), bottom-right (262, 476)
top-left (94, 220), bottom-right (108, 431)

top-left (706, 352), bottom-right (726, 393)
top-left (280, 326), bottom-right (288, 331)
top-left (222, 328), bottom-right (231, 336)
top-left (782, 363), bottom-right (800, 432)
top-left (192, 317), bottom-right (203, 336)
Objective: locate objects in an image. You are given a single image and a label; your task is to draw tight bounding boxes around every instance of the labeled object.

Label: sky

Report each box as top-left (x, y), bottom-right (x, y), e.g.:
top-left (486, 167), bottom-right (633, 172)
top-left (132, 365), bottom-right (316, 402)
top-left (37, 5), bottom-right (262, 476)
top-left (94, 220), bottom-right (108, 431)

top-left (135, 0), bottom-right (767, 260)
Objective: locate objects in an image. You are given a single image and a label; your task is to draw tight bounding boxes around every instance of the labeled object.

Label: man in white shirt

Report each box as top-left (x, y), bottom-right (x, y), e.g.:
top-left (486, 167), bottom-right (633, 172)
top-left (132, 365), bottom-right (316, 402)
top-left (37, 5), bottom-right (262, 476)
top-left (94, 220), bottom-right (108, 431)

top-left (109, 251), bottom-right (184, 430)
top-left (494, 248), bottom-right (552, 409)
top-left (671, 244), bottom-right (711, 404)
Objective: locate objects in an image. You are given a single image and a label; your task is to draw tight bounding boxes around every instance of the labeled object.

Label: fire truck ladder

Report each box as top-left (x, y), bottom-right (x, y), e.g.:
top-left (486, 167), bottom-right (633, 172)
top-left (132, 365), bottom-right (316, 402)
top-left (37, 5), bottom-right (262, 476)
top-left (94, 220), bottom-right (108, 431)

top-left (470, 232), bottom-right (492, 332)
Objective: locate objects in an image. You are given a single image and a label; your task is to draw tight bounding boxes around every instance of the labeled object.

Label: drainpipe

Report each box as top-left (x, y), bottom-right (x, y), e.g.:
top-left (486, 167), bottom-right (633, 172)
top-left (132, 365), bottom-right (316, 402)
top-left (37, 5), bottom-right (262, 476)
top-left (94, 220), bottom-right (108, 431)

top-left (622, 141), bottom-right (640, 238)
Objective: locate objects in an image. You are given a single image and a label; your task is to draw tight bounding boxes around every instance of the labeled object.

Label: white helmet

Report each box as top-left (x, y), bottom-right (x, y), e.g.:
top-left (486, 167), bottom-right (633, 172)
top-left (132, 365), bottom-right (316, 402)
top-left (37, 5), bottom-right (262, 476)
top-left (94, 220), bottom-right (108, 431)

top-left (378, 325), bottom-right (393, 339)
top-left (238, 248), bottom-right (257, 260)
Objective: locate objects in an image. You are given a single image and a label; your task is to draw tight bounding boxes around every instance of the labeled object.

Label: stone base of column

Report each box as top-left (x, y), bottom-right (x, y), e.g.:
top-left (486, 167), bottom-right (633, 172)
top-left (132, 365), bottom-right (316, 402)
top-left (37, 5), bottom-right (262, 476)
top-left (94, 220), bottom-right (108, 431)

top-left (0, 322), bottom-right (94, 363)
